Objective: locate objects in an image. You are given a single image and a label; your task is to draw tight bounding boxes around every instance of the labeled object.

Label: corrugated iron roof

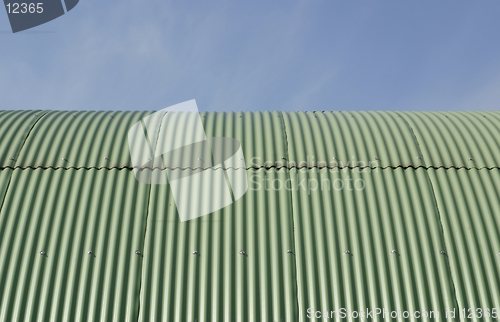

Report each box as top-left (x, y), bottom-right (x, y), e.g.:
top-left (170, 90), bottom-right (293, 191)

top-left (0, 110), bottom-right (498, 322)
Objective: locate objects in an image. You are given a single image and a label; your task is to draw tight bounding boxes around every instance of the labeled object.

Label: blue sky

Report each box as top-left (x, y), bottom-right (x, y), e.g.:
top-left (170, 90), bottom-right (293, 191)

top-left (1, 0), bottom-right (500, 111)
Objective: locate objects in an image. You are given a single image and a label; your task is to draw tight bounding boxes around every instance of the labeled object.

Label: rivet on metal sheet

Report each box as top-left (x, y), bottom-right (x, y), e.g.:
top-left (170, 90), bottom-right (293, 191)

top-left (88, 250), bottom-right (94, 256)
top-left (344, 250), bottom-right (352, 256)
top-left (135, 250), bottom-right (143, 256)
top-left (39, 250), bottom-right (46, 256)
top-left (391, 249), bottom-right (399, 255)
top-left (192, 251), bottom-right (199, 255)
top-left (104, 156), bottom-right (109, 161)
top-left (440, 250), bottom-right (448, 256)
top-left (61, 157), bottom-right (68, 162)
top-left (468, 157), bottom-right (473, 161)
top-left (239, 250), bottom-right (247, 256)
top-left (287, 250), bottom-right (294, 255)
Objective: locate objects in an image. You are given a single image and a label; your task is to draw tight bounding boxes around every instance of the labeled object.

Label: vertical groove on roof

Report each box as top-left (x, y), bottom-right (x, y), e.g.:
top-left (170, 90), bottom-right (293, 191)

top-left (135, 184), bottom-right (152, 322)
top-left (429, 168), bottom-right (500, 316)
top-left (278, 111), bottom-right (301, 321)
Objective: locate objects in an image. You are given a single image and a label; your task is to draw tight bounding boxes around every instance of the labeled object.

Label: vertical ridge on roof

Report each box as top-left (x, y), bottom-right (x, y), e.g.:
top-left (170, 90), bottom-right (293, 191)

top-left (278, 111), bottom-right (302, 321)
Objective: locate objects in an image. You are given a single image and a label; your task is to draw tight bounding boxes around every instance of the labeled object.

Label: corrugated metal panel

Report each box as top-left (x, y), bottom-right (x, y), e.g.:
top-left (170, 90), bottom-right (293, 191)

top-left (399, 112), bottom-right (499, 168)
top-left (0, 110), bottom-right (498, 322)
top-left (428, 168), bottom-right (500, 313)
top-left (139, 169), bottom-right (297, 322)
top-left (282, 112), bottom-right (424, 168)
top-left (0, 169), bottom-right (149, 322)
top-left (14, 111), bottom-right (149, 168)
top-left (201, 112), bottom-right (288, 168)
top-left (290, 168), bottom-right (458, 321)
top-left (12, 111), bottom-right (288, 169)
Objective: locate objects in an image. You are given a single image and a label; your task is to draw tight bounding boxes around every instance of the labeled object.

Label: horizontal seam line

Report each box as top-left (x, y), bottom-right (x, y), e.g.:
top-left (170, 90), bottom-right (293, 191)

top-left (0, 165), bottom-right (498, 171)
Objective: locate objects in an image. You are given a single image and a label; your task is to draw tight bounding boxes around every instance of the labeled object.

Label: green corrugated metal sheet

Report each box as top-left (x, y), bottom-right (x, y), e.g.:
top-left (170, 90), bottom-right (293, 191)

top-left (14, 111), bottom-right (149, 168)
top-left (291, 168), bottom-right (458, 320)
top-left (282, 112), bottom-right (424, 168)
top-left (140, 169), bottom-right (297, 322)
top-left (398, 112), bottom-right (499, 168)
top-left (428, 169), bottom-right (500, 312)
top-left (201, 112), bottom-right (288, 168)
top-left (0, 169), bottom-right (150, 322)
top-left (0, 110), bottom-right (498, 322)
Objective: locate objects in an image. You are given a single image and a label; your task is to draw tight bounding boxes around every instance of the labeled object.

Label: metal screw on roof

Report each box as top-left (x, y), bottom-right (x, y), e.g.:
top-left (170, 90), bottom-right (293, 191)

top-left (88, 250), bottom-right (94, 256)
top-left (61, 157), bottom-right (68, 162)
top-left (9, 156), bottom-right (15, 161)
top-left (135, 250), bottom-right (142, 256)
top-left (468, 157), bottom-right (474, 161)
top-left (104, 156), bottom-right (109, 161)
top-left (287, 249), bottom-right (294, 255)
top-left (391, 249), bottom-right (399, 255)
top-left (239, 250), bottom-right (247, 256)
top-left (344, 250), bottom-right (352, 255)
top-left (39, 250), bottom-right (46, 256)
top-left (192, 251), bottom-right (199, 255)
top-left (440, 250), bottom-right (448, 256)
